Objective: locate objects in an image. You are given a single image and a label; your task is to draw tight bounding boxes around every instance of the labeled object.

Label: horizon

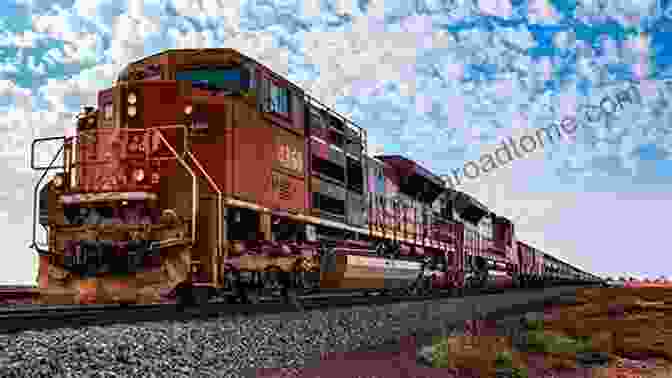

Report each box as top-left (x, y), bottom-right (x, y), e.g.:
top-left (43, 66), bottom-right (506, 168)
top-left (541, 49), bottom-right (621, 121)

top-left (1, 0), bottom-right (671, 283)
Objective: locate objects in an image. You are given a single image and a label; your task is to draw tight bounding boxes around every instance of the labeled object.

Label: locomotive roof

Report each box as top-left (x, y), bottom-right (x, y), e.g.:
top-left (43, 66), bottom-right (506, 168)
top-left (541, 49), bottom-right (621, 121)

top-left (446, 188), bottom-right (490, 213)
top-left (118, 48), bottom-right (367, 139)
top-left (374, 155), bottom-right (445, 188)
top-left (517, 240), bottom-right (586, 272)
top-left (121, 49), bottom-right (460, 180)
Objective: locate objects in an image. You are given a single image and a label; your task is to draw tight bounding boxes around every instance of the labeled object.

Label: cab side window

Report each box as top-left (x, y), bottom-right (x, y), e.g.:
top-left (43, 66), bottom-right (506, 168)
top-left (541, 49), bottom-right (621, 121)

top-left (269, 81), bottom-right (290, 116)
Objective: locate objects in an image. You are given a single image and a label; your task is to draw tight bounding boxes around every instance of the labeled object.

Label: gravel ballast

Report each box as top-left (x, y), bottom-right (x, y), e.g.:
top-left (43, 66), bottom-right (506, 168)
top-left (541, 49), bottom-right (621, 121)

top-left (0, 286), bottom-right (584, 378)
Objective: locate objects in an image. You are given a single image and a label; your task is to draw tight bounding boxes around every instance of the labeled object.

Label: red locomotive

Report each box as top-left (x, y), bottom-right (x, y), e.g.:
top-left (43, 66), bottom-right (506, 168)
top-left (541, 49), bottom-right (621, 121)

top-left (29, 48), bottom-right (599, 305)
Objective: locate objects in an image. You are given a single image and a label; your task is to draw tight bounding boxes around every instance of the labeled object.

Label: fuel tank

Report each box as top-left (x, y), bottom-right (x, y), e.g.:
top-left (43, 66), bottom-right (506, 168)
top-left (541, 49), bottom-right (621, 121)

top-left (320, 254), bottom-right (422, 290)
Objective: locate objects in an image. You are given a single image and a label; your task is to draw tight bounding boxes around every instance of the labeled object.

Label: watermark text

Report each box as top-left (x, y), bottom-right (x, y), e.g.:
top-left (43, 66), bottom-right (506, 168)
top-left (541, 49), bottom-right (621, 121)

top-left (440, 85), bottom-right (642, 189)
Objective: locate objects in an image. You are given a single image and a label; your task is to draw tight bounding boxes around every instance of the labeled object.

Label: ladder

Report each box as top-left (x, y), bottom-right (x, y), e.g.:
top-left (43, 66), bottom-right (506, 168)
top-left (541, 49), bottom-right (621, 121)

top-left (148, 125), bottom-right (223, 287)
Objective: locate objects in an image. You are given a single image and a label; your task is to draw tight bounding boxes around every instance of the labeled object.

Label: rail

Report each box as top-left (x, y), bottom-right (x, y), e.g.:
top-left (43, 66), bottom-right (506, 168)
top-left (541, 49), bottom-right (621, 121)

top-left (185, 150), bottom-right (223, 287)
top-left (0, 284), bottom-right (593, 333)
top-left (29, 136), bottom-right (67, 255)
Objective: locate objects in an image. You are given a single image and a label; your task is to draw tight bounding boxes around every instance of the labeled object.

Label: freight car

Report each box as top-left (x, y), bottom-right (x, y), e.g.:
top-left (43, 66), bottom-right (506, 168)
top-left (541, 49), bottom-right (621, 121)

top-left (29, 48), bottom-right (600, 306)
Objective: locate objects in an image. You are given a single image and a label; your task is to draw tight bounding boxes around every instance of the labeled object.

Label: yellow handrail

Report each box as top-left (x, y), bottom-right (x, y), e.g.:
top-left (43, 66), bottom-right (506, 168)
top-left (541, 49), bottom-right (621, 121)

top-left (146, 124), bottom-right (223, 286)
top-left (186, 150), bottom-right (223, 287)
top-left (149, 127), bottom-right (198, 244)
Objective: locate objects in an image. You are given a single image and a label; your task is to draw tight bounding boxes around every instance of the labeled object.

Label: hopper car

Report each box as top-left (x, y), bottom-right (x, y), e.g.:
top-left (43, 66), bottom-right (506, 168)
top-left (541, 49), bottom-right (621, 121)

top-left (29, 48), bottom-right (602, 306)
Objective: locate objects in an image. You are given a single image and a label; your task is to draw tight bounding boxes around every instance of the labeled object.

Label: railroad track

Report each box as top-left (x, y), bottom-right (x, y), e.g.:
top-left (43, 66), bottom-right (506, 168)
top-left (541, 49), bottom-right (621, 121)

top-left (0, 285), bottom-right (592, 334)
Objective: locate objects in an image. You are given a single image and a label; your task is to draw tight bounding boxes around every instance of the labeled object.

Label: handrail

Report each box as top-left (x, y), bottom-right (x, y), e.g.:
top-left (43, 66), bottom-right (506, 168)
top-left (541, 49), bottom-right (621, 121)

top-left (29, 136), bottom-right (66, 254)
top-left (150, 129), bottom-right (198, 244)
top-left (146, 124), bottom-right (188, 157)
top-left (186, 150), bottom-right (223, 287)
top-left (31, 136), bottom-right (66, 171)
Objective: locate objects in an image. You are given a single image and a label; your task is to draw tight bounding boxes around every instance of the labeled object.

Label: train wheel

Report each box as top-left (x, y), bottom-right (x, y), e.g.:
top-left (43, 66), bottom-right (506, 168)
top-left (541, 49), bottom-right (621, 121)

top-left (262, 267), bottom-right (284, 298)
top-left (192, 286), bottom-right (209, 307)
top-left (175, 284), bottom-right (194, 311)
top-left (294, 269), bottom-right (320, 294)
top-left (242, 285), bottom-right (261, 305)
top-left (242, 272), bottom-right (263, 305)
top-left (405, 282), bottom-right (420, 297)
top-left (222, 266), bottom-right (244, 304)
top-left (408, 276), bottom-right (431, 297)
top-left (278, 271), bottom-right (295, 305)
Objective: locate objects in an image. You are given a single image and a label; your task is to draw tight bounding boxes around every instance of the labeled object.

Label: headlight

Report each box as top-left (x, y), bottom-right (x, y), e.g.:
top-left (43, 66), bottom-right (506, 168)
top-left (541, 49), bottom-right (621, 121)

top-left (104, 104), bottom-right (113, 120)
top-left (128, 105), bottom-right (137, 117)
top-left (53, 175), bottom-right (63, 188)
top-left (133, 168), bottom-right (145, 182)
top-left (184, 105), bottom-right (193, 115)
top-left (128, 92), bottom-right (137, 104)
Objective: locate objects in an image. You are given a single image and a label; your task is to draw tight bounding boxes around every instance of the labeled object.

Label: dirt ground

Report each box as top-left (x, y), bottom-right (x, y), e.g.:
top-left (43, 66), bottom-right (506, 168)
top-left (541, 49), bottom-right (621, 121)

top-left (431, 287), bottom-right (672, 377)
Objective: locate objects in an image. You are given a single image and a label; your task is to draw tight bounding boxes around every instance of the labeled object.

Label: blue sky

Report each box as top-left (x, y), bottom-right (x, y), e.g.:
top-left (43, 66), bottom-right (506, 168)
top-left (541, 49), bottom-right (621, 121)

top-left (1, 0), bottom-right (671, 284)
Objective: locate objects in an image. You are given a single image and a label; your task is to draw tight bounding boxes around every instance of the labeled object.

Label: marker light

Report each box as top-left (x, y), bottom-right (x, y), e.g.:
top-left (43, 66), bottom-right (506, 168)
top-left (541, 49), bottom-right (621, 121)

top-left (128, 136), bottom-right (140, 152)
top-left (133, 168), bottom-right (145, 182)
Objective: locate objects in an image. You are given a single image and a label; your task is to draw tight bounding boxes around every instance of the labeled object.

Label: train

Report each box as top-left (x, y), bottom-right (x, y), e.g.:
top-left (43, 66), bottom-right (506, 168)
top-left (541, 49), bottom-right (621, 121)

top-left (29, 48), bottom-right (602, 306)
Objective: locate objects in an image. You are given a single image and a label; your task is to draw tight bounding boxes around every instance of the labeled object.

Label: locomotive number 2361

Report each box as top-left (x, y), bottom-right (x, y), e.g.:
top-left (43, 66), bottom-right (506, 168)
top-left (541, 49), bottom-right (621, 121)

top-left (277, 144), bottom-right (303, 172)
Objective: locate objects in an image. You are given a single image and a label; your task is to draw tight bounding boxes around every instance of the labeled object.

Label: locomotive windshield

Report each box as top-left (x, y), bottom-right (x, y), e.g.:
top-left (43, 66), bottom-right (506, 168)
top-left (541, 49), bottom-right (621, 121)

top-left (116, 64), bottom-right (130, 83)
top-left (175, 67), bottom-right (250, 93)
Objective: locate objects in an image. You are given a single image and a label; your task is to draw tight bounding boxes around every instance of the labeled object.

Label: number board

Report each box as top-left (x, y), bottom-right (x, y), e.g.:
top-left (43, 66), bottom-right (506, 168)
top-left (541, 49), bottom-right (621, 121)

top-left (277, 143), bottom-right (303, 172)
top-left (274, 126), bottom-right (305, 175)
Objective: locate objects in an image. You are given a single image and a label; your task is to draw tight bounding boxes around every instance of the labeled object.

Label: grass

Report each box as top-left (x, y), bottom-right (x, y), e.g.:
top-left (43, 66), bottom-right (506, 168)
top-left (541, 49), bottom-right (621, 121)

top-left (430, 337), bottom-right (454, 369)
top-left (430, 317), bottom-right (598, 376)
top-left (521, 315), bottom-right (595, 355)
top-left (525, 330), bottom-right (594, 354)
top-left (495, 350), bottom-right (513, 367)
top-left (431, 334), bottom-right (531, 376)
top-left (523, 318), bottom-right (544, 331)
top-left (509, 367), bottom-right (529, 378)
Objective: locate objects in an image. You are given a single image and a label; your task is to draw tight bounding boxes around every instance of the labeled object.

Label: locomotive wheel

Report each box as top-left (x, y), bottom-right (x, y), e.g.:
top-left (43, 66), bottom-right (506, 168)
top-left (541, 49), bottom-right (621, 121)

top-left (192, 286), bottom-right (209, 307)
top-left (407, 276), bottom-right (429, 297)
top-left (293, 269), bottom-right (320, 294)
top-left (262, 267), bottom-right (284, 298)
top-left (278, 271), bottom-right (301, 308)
top-left (242, 288), bottom-right (260, 304)
top-left (175, 284), bottom-right (193, 310)
top-left (242, 272), bottom-right (263, 305)
top-left (175, 285), bottom-right (209, 310)
top-left (222, 266), bottom-right (246, 304)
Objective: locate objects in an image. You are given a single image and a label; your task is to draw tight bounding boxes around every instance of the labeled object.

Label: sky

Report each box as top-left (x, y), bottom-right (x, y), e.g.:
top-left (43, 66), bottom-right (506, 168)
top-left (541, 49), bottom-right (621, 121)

top-left (1, 0), bottom-right (671, 284)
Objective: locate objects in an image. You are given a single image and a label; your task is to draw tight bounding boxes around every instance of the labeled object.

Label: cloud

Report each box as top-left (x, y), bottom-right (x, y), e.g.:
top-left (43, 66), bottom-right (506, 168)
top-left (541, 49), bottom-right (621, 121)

top-left (109, 13), bottom-right (162, 65)
top-left (39, 64), bottom-right (117, 114)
